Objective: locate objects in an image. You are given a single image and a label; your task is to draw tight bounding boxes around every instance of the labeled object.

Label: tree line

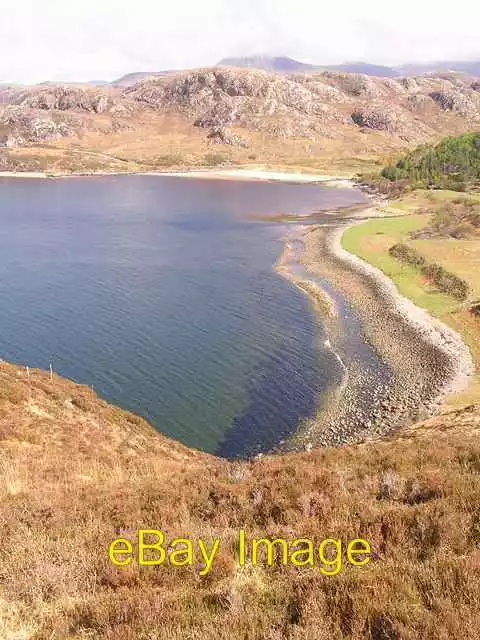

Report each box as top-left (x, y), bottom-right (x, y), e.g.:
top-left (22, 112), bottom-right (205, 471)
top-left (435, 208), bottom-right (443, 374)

top-left (382, 132), bottom-right (480, 191)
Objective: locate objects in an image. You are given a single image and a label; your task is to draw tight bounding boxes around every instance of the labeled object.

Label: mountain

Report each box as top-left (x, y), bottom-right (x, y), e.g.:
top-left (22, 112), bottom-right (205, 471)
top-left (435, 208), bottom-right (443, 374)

top-left (217, 56), bottom-right (399, 77)
top-left (218, 56), bottom-right (480, 79)
top-left (112, 70), bottom-right (173, 87)
top-left (397, 60), bottom-right (480, 77)
top-left (112, 59), bottom-right (480, 90)
top-left (2, 66), bottom-right (480, 172)
top-left (323, 62), bottom-right (398, 77)
top-left (122, 66), bottom-right (480, 142)
top-left (217, 55), bottom-right (318, 73)
top-left (38, 80), bottom-right (109, 87)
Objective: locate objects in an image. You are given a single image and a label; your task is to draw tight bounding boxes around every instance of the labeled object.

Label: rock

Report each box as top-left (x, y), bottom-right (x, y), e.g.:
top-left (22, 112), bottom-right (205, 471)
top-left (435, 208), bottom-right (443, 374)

top-left (351, 109), bottom-right (397, 132)
top-left (400, 77), bottom-right (419, 91)
top-left (15, 86), bottom-right (115, 114)
top-left (206, 127), bottom-right (248, 147)
top-left (0, 134), bottom-right (24, 148)
top-left (429, 90), bottom-right (480, 118)
top-left (470, 301), bottom-right (480, 317)
top-left (93, 95), bottom-right (109, 114)
top-left (406, 93), bottom-right (436, 112)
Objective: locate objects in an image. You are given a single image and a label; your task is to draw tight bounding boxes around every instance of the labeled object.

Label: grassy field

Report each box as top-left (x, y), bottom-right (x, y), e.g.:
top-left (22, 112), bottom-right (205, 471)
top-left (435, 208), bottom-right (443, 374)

top-left (342, 191), bottom-right (480, 407)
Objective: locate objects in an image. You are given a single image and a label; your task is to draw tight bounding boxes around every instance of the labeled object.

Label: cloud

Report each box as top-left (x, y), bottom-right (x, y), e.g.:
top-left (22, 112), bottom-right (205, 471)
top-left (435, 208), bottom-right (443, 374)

top-left (1, 0), bottom-right (479, 83)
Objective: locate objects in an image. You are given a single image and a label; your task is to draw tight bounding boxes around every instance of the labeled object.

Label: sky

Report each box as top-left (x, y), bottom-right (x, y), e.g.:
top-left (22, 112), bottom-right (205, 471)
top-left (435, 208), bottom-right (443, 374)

top-left (1, 0), bottom-right (479, 83)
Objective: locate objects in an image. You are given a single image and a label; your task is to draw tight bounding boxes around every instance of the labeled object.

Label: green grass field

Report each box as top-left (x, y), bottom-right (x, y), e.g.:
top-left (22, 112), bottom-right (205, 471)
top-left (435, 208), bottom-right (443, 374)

top-left (342, 215), bottom-right (459, 314)
top-left (342, 197), bottom-right (480, 407)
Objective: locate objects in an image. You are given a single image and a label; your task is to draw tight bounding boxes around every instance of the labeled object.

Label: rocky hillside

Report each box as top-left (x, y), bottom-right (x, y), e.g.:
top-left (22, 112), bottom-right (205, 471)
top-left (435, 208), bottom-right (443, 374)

top-left (1, 358), bottom-right (480, 638)
top-left (1, 67), bottom-right (480, 171)
top-left (0, 84), bottom-right (138, 149)
top-left (124, 67), bottom-right (480, 140)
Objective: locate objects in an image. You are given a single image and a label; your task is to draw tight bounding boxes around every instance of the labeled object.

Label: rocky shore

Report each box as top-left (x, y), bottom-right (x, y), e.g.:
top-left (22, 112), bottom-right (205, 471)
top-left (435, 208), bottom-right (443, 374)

top-left (277, 206), bottom-right (474, 450)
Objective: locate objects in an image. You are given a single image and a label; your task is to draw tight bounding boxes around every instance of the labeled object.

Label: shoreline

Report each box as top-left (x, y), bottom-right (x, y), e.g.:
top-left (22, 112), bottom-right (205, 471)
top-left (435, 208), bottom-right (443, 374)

top-left (0, 167), bottom-right (353, 186)
top-left (275, 204), bottom-right (474, 449)
top-left (331, 221), bottom-right (474, 407)
top-left (2, 166), bottom-right (473, 450)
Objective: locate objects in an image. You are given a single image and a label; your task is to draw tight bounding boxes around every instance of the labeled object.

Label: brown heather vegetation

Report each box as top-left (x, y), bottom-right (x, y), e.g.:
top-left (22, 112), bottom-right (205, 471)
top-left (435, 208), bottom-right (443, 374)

top-left (1, 359), bottom-right (480, 639)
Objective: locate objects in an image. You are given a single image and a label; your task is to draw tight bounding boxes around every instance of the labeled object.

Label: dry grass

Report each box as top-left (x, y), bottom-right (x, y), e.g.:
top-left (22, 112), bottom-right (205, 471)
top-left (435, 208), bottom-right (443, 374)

top-left (0, 360), bottom-right (480, 638)
top-left (1, 111), bottom-right (423, 177)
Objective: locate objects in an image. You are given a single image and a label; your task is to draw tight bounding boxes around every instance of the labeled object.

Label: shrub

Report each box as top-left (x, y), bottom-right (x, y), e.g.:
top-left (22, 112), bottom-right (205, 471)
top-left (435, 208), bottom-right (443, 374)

top-left (204, 153), bottom-right (226, 167)
top-left (389, 244), bottom-right (470, 300)
top-left (432, 267), bottom-right (470, 300)
top-left (470, 301), bottom-right (480, 317)
top-left (389, 243), bottom-right (426, 268)
top-left (71, 395), bottom-right (93, 412)
top-left (154, 153), bottom-right (184, 167)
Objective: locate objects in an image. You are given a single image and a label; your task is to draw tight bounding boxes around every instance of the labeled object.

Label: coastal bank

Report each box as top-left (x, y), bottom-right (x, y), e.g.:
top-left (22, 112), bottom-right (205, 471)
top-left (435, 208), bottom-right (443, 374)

top-left (275, 198), bottom-right (474, 451)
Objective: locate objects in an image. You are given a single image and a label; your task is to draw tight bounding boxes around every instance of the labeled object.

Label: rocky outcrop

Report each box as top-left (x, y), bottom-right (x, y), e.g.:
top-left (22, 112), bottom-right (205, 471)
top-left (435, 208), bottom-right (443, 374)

top-left (0, 106), bottom-right (75, 145)
top-left (351, 108), bottom-right (397, 132)
top-left (123, 67), bottom-right (480, 141)
top-left (406, 93), bottom-right (437, 112)
top-left (206, 127), bottom-right (249, 147)
top-left (2, 67), bottom-right (480, 152)
top-left (429, 89), bottom-right (480, 118)
top-left (8, 86), bottom-right (117, 114)
top-left (0, 84), bottom-right (136, 147)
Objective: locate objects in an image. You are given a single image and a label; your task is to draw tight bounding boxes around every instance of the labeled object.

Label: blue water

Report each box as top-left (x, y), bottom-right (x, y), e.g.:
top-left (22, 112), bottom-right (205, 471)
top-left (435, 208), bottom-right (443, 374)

top-left (0, 175), bottom-right (365, 457)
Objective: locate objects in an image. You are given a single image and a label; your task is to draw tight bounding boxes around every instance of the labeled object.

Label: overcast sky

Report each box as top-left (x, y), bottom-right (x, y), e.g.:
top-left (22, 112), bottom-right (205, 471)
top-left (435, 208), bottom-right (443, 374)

top-left (1, 0), bottom-right (479, 83)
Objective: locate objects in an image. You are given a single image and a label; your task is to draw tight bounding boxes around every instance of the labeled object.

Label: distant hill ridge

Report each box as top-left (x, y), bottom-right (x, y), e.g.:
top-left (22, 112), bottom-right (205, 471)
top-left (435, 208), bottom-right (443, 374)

top-left (216, 56), bottom-right (399, 77)
top-left (216, 55), bottom-right (480, 78)
top-left (112, 57), bottom-right (480, 87)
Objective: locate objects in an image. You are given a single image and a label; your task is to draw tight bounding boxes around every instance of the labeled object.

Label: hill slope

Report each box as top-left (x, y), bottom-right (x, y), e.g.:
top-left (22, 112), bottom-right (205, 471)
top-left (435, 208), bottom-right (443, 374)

top-left (2, 67), bottom-right (480, 173)
top-left (1, 359), bottom-right (480, 638)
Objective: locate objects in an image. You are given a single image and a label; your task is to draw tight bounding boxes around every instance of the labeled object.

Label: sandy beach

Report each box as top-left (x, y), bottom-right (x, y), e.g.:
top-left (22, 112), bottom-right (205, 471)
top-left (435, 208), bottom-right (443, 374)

top-left (0, 167), bottom-right (353, 186)
top-left (147, 168), bottom-right (353, 186)
top-left (0, 171), bottom-right (51, 179)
